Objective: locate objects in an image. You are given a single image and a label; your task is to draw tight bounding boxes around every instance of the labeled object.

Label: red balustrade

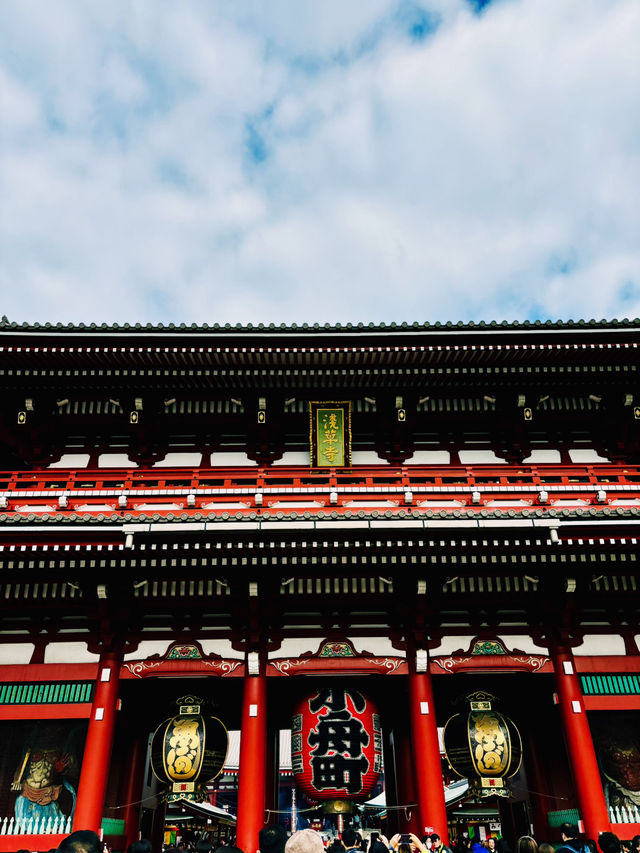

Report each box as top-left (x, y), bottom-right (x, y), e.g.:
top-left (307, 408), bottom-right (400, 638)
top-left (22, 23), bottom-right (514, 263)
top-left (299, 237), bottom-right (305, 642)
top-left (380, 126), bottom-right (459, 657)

top-left (0, 463), bottom-right (637, 519)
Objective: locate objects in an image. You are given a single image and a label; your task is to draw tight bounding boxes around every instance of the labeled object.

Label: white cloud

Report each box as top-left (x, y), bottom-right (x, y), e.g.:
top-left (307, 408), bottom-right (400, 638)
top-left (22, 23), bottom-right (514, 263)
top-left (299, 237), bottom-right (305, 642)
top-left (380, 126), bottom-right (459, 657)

top-left (0, 0), bottom-right (639, 324)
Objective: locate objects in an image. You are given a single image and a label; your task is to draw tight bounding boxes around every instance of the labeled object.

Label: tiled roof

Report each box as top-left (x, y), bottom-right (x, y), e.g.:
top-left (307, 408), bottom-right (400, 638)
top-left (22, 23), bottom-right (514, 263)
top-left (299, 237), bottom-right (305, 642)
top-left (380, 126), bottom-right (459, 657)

top-left (1, 317), bottom-right (639, 334)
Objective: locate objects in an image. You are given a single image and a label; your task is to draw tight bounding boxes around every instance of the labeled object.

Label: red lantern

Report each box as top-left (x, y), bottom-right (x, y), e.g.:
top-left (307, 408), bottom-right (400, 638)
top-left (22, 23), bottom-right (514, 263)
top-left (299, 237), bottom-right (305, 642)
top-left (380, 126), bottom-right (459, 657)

top-left (291, 687), bottom-right (382, 810)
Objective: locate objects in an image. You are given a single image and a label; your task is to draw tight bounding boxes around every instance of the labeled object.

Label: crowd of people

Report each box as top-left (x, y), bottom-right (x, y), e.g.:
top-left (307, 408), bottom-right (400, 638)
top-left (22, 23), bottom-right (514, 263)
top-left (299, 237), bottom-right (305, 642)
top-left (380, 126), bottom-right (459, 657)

top-left (18, 821), bottom-right (640, 853)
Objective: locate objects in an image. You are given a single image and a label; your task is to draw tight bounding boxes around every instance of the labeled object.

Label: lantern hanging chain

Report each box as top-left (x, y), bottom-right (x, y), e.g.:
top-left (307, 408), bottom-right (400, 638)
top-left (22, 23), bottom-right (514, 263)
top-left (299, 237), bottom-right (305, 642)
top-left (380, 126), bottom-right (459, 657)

top-left (263, 804), bottom-right (417, 815)
top-left (525, 788), bottom-right (569, 801)
top-left (106, 792), bottom-right (166, 811)
top-left (265, 807), bottom-right (322, 815)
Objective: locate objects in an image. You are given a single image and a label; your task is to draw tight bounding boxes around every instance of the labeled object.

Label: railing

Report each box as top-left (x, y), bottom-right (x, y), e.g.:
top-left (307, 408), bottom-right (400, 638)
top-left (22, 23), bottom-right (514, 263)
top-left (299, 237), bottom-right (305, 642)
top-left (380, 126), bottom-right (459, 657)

top-left (0, 814), bottom-right (72, 835)
top-left (0, 463), bottom-right (638, 518)
top-left (609, 805), bottom-right (640, 823)
top-left (2, 462), bottom-right (640, 491)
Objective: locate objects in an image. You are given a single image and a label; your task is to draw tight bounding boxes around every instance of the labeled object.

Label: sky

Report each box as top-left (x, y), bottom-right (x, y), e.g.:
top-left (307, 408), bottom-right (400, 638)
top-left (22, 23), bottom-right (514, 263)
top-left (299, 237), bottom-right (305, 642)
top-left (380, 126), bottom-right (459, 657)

top-left (1, 0), bottom-right (639, 326)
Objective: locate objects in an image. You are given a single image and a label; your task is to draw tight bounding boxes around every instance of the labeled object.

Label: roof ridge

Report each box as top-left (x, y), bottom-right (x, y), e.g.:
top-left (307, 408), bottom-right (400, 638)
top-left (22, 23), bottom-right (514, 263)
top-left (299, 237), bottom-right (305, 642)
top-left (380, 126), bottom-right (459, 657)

top-left (1, 318), bottom-right (640, 333)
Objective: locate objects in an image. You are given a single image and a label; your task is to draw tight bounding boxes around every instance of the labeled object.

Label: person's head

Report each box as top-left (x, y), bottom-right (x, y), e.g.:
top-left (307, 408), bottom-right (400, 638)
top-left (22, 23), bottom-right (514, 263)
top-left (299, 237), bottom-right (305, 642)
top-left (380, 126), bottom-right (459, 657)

top-left (370, 843), bottom-right (388, 853)
top-left (57, 831), bottom-right (103, 853)
top-left (342, 830), bottom-right (358, 850)
top-left (516, 837), bottom-right (538, 853)
top-left (561, 826), bottom-right (580, 842)
top-left (632, 839), bottom-right (640, 853)
top-left (129, 842), bottom-right (153, 853)
top-left (260, 825), bottom-right (288, 853)
top-left (327, 842), bottom-right (345, 853)
top-left (286, 831), bottom-right (325, 853)
top-left (599, 833), bottom-right (621, 853)
top-left (431, 837), bottom-right (442, 851)
top-left (486, 840), bottom-right (496, 852)
top-left (196, 842), bottom-right (213, 853)
top-left (342, 826), bottom-right (360, 847)
top-left (539, 843), bottom-right (554, 853)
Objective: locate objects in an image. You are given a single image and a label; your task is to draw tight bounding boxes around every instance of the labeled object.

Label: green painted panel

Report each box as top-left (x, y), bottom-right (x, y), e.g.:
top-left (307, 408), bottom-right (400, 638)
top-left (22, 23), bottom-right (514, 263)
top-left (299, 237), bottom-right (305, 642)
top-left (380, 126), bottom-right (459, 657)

top-left (581, 673), bottom-right (640, 696)
top-left (0, 681), bottom-right (94, 705)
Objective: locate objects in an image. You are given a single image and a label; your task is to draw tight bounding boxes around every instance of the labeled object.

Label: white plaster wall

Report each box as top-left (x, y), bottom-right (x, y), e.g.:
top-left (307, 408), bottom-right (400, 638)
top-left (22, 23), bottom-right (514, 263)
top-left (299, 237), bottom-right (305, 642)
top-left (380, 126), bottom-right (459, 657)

top-left (99, 454), bottom-right (136, 468)
top-left (124, 641), bottom-right (172, 661)
top-left (346, 637), bottom-right (401, 657)
top-left (268, 638), bottom-right (325, 659)
top-left (351, 451), bottom-right (385, 465)
top-left (429, 636), bottom-right (476, 656)
top-left (500, 635), bottom-right (543, 655)
top-left (271, 501), bottom-right (322, 508)
top-left (272, 452), bottom-right (310, 466)
top-left (211, 452), bottom-right (257, 466)
top-left (154, 453), bottom-right (202, 467)
top-left (568, 448), bottom-right (610, 463)
top-left (0, 643), bottom-right (35, 664)
top-left (574, 635), bottom-right (626, 655)
top-left (45, 642), bottom-right (99, 663)
top-left (123, 639), bottom-right (242, 661)
top-left (459, 450), bottom-right (506, 463)
top-left (268, 636), bottom-right (402, 660)
top-left (408, 450), bottom-right (450, 464)
top-left (49, 454), bottom-right (91, 468)
top-left (522, 450), bottom-right (561, 463)
top-left (344, 500), bottom-right (397, 507)
top-left (200, 639), bottom-right (241, 658)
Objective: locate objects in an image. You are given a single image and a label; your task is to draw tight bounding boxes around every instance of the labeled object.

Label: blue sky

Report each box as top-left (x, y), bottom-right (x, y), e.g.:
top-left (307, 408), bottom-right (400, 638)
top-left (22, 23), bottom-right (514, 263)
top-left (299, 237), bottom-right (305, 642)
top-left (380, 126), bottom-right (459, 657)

top-left (1, 0), bottom-right (639, 325)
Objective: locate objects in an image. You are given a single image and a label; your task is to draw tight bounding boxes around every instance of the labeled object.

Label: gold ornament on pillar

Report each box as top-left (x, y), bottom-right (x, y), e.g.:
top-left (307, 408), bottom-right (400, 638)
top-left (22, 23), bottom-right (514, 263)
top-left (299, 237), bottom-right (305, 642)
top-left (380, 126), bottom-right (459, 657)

top-left (443, 692), bottom-right (522, 798)
top-left (150, 696), bottom-right (229, 802)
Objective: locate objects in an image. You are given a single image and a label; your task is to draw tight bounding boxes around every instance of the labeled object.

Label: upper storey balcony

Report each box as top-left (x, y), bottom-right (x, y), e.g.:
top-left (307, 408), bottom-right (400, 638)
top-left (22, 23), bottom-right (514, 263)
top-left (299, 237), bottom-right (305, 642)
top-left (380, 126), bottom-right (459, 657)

top-left (0, 461), bottom-right (638, 521)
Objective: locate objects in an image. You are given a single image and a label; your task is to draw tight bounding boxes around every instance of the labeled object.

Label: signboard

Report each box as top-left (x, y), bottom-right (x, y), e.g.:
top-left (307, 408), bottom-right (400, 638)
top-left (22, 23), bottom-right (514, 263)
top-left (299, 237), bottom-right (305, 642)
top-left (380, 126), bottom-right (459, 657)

top-left (309, 402), bottom-right (351, 467)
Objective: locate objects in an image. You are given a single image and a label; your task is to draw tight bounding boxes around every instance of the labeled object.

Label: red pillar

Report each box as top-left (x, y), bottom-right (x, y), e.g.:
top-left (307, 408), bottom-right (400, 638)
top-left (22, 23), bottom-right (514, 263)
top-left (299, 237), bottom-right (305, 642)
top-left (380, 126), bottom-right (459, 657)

top-left (382, 723), bottom-right (401, 836)
top-left (550, 644), bottom-right (610, 839)
top-left (394, 728), bottom-right (422, 837)
top-left (74, 650), bottom-right (123, 832)
top-left (236, 652), bottom-right (267, 853)
top-left (122, 735), bottom-right (146, 851)
top-left (407, 648), bottom-right (449, 843)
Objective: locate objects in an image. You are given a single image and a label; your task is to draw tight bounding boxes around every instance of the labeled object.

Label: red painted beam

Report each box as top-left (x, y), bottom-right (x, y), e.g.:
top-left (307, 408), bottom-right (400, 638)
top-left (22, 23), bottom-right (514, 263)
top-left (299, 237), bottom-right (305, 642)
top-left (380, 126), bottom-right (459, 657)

top-left (0, 703), bottom-right (92, 720)
top-left (582, 696), bottom-right (640, 711)
top-left (0, 834), bottom-right (67, 851)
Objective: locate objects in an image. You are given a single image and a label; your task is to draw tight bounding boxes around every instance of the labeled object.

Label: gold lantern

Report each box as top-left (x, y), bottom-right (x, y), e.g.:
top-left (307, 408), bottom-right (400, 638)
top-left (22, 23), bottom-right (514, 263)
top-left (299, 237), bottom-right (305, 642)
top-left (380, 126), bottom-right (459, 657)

top-left (150, 695), bottom-right (228, 802)
top-left (443, 691), bottom-right (522, 798)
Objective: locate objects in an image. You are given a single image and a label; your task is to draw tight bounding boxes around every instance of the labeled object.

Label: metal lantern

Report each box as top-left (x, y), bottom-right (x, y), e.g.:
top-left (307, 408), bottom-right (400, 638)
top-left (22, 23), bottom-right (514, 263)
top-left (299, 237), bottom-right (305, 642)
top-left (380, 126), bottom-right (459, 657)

top-left (291, 687), bottom-right (382, 814)
top-left (151, 695), bottom-right (228, 802)
top-left (443, 691), bottom-right (522, 798)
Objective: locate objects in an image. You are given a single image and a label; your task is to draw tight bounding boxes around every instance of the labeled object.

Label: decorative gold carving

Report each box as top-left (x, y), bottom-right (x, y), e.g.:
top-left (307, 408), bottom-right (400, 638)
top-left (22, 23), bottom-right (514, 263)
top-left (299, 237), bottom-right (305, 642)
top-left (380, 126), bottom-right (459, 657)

top-left (434, 656), bottom-right (472, 673)
top-left (125, 660), bottom-right (162, 678)
top-left (270, 659), bottom-right (311, 675)
top-left (366, 658), bottom-right (404, 674)
top-left (511, 655), bottom-right (548, 670)
top-left (319, 641), bottom-right (355, 658)
top-left (203, 660), bottom-right (242, 676)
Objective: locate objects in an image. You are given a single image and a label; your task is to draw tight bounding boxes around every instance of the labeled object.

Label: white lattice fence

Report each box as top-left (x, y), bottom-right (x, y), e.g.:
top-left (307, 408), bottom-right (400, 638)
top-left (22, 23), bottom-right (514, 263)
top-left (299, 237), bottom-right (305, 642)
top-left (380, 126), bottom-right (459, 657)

top-left (0, 814), bottom-right (72, 835)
